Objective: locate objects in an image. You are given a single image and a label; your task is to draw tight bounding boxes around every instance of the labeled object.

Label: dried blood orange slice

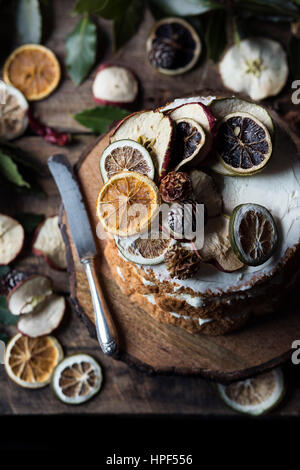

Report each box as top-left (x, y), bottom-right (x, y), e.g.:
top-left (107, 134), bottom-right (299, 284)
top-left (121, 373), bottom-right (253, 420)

top-left (100, 139), bottom-right (155, 182)
top-left (96, 171), bottom-right (160, 237)
top-left (115, 232), bottom-right (173, 265)
top-left (174, 118), bottom-right (206, 170)
top-left (3, 44), bottom-right (61, 101)
top-left (52, 354), bottom-right (102, 405)
top-left (216, 368), bottom-right (285, 416)
top-left (4, 333), bottom-right (63, 388)
top-left (217, 112), bottom-right (272, 175)
top-left (229, 203), bottom-right (278, 266)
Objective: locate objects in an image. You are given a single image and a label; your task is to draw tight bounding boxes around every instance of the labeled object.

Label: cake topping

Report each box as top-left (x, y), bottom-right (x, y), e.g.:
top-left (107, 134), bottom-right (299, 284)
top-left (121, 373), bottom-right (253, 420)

top-left (217, 112), bottom-right (272, 175)
top-left (229, 203), bottom-right (278, 267)
top-left (173, 118), bottom-right (206, 170)
top-left (160, 171), bottom-right (193, 203)
top-left (190, 170), bottom-right (222, 218)
top-left (115, 233), bottom-right (173, 266)
top-left (164, 243), bottom-right (202, 280)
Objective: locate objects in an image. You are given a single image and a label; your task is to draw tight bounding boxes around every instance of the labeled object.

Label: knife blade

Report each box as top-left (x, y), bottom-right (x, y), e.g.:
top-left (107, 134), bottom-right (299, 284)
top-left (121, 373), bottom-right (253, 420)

top-left (48, 154), bottom-right (118, 356)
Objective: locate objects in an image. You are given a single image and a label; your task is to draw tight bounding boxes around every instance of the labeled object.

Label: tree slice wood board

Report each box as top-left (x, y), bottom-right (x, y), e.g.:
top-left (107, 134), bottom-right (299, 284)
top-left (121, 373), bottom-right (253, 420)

top-left (60, 115), bottom-right (300, 383)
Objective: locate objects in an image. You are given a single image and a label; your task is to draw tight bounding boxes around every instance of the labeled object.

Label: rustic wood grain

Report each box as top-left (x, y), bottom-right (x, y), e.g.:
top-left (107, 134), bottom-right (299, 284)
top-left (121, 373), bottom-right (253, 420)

top-left (0, 0), bottom-right (300, 415)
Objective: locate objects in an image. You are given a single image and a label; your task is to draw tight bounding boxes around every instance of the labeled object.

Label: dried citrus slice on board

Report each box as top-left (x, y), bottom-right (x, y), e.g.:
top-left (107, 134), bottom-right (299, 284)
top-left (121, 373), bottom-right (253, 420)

top-left (4, 333), bottom-right (63, 389)
top-left (115, 233), bottom-right (173, 265)
top-left (52, 354), bottom-right (102, 405)
top-left (0, 83), bottom-right (28, 140)
top-left (216, 368), bottom-right (285, 416)
top-left (229, 203), bottom-right (278, 266)
top-left (96, 171), bottom-right (160, 237)
top-left (174, 118), bottom-right (206, 170)
top-left (217, 112), bottom-right (272, 175)
top-left (100, 139), bottom-right (155, 182)
top-left (3, 44), bottom-right (61, 101)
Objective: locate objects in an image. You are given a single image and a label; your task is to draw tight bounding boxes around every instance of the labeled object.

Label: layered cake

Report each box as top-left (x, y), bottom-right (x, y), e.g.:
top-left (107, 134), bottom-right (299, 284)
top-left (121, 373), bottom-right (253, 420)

top-left (97, 96), bottom-right (300, 336)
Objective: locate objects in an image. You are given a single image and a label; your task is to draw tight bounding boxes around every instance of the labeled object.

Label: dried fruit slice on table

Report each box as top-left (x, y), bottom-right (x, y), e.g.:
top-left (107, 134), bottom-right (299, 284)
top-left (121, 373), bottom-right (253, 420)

top-left (93, 64), bottom-right (138, 107)
top-left (100, 139), bottom-right (155, 182)
top-left (216, 368), bottom-right (285, 416)
top-left (217, 112), bottom-right (272, 175)
top-left (173, 118), bottom-right (206, 170)
top-left (0, 214), bottom-right (24, 265)
top-left (210, 97), bottom-right (274, 135)
top-left (0, 83), bottom-right (28, 140)
top-left (96, 171), bottom-right (160, 237)
top-left (52, 354), bottom-right (102, 405)
top-left (3, 44), bottom-right (61, 101)
top-left (219, 37), bottom-right (288, 101)
top-left (115, 233), bottom-right (173, 265)
top-left (7, 275), bottom-right (53, 316)
top-left (5, 333), bottom-right (63, 388)
top-left (32, 215), bottom-right (67, 270)
top-left (111, 111), bottom-right (174, 179)
top-left (229, 203), bottom-right (278, 266)
top-left (146, 17), bottom-right (201, 76)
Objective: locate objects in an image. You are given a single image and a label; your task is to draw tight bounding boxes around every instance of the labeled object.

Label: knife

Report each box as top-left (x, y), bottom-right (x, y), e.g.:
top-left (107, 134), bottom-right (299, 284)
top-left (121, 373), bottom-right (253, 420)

top-left (48, 154), bottom-right (118, 356)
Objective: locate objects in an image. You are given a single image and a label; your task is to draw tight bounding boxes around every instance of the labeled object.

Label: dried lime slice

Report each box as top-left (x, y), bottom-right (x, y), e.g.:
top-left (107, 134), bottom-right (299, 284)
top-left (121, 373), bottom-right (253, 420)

top-left (216, 368), bottom-right (285, 416)
top-left (52, 354), bottom-right (102, 405)
top-left (100, 139), bottom-right (155, 182)
top-left (174, 118), bottom-right (206, 170)
top-left (217, 112), bottom-right (272, 175)
top-left (115, 233), bottom-right (173, 265)
top-left (229, 203), bottom-right (278, 266)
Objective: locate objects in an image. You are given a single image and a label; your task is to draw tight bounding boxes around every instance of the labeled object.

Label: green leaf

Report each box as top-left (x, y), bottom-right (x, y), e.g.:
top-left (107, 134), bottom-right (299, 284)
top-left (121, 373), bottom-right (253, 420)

top-left (0, 152), bottom-right (30, 188)
top-left (149, 0), bottom-right (222, 17)
top-left (113, 0), bottom-right (144, 51)
top-left (0, 332), bottom-right (9, 344)
top-left (74, 106), bottom-right (131, 133)
top-left (16, 0), bottom-right (42, 44)
top-left (289, 35), bottom-right (300, 80)
top-left (74, 0), bottom-right (107, 14)
top-left (234, 0), bottom-right (300, 19)
top-left (65, 17), bottom-right (97, 86)
top-left (0, 296), bottom-right (18, 326)
top-left (205, 10), bottom-right (227, 62)
top-left (0, 141), bottom-right (45, 177)
top-left (15, 213), bottom-right (44, 235)
top-left (0, 266), bottom-right (9, 280)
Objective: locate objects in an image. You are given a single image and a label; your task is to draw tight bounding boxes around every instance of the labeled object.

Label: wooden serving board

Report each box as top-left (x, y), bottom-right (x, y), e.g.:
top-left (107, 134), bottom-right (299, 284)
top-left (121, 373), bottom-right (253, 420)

top-left (61, 120), bottom-right (300, 383)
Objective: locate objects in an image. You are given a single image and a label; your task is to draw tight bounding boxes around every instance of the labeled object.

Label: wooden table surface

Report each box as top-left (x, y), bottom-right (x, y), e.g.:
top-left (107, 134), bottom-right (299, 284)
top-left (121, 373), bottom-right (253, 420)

top-left (0, 0), bottom-right (299, 416)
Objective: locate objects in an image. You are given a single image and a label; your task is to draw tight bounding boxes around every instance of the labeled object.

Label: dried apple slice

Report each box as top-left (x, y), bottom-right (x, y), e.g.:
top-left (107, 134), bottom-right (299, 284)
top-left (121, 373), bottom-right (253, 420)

top-left (0, 83), bottom-right (28, 140)
top-left (174, 118), bottom-right (206, 170)
top-left (32, 216), bottom-right (67, 270)
top-left (93, 64), bottom-right (138, 107)
top-left (111, 110), bottom-right (174, 179)
top-left (7, 275), bottom-right (53, 316)
top-left (18, 294), bottom-right (66, 337)
top-left (0, 214), bottom-right (24, 265)
top-left (189, 170), bottom-right (222, 218)
top-left (199, 215), bottom-right (244, 272)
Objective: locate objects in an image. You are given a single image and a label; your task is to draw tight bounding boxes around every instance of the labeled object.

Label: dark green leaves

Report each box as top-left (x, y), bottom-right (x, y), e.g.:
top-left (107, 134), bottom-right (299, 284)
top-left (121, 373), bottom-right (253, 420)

top-left (0, 332), bottom-right (9, 344)
top-left (205, 10), bottom-right (227, 62)
top-left (15, 213), bottom-right (44, 235)
top-left (66, 17), bottom-right (97, 86)
top-left (74, 0), bottom-right (107, 14)
top-left (0, 152), bottom-right (30, 188)
top-left (114, 0), bottom-right (144, 51)
top-left (74, 106), bottom-right (131, 133)
top-left (0, 267), bottom-right (10, 280)
top-left (0, 296), bottom-right (17, 326)
top-left (16, 0), bottom-right (42, 44)
top-left (289, 35), bottom-right (300, 80)
top-left (149, 0), bottom-right (222, 17)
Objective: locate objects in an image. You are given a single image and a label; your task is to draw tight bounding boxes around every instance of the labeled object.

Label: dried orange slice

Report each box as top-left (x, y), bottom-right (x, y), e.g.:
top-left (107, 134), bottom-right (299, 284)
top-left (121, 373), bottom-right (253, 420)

top-left (3, 44), bottom-right (61, 101)
top-left (5, 333), bottom-right (63, 388)
top-left (96, 171), bottom-right (160, 237)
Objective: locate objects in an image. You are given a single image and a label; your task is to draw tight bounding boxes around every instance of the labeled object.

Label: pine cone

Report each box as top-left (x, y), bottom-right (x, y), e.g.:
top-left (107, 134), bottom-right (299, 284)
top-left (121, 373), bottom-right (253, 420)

top-left (160, 171), bottom-right (193, 203)
top-left (148, 39), bottom-right (176, 69)
top-left (164, 244), bottom-right (202, 280)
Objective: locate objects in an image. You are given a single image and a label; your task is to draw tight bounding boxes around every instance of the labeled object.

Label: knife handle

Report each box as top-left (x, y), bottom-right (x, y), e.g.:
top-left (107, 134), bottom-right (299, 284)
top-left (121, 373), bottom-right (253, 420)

top-left (81, 256), bottom-right (118, 356)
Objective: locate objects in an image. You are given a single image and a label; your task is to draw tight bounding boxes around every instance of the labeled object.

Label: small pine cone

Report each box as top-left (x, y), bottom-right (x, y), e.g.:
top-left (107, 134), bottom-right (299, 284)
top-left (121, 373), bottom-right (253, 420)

top-left (148, 39), bottom-right (176, 69)
top-left (164, 244), bottom-right (202, 280)
top-left (160, 171), bottom-right (193, 203)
